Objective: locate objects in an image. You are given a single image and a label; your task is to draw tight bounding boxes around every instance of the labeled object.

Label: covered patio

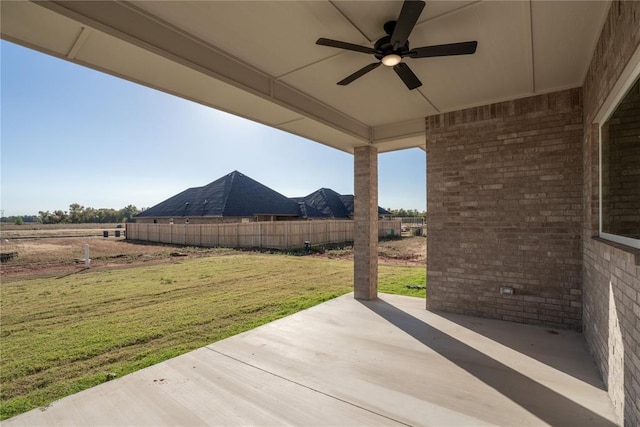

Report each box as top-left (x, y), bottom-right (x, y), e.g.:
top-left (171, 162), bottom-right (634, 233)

top-left (2, 293), bottom-right (617, 426)
top-left (1, 1), bottom-right (638, 424)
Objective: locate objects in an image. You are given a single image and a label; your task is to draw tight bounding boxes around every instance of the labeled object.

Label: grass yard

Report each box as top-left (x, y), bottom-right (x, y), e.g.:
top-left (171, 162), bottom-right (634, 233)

top-left (0, 253), bottom-right (425, 420)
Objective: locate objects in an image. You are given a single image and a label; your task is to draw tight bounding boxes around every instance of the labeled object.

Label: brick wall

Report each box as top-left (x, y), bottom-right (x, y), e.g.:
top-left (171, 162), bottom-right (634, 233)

top-left (581, 1), bottom-right (640, 424)
top-left (425, 89), bottom-right (584, 329)
top-left (136, 216), bottom-right (248, 224)
top-left (353, 145), bottom-right (378, 300)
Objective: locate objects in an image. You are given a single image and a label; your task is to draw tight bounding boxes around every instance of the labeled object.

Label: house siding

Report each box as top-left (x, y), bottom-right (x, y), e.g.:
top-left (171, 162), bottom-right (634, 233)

top-left (135, 216), bottom-right (299, 224)
top-left (136, 217), bottom-right (248, 224)
top-left (582, 1), bottom-right (640, 424)
top-left (425, 88), bottom-right (584, 329)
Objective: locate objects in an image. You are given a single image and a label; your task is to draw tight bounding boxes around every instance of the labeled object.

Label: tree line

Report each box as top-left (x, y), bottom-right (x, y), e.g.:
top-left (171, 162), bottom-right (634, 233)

top-left (3, 205), bottom-right (422, 224)
top-left (1, 204), bottom-right (141, 225)
top-left (386, 208), bottom-right (426, 218)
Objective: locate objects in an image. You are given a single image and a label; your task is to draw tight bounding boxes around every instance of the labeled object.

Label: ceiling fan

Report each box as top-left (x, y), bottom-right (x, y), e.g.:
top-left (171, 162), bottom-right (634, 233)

top-left (316, 0), bottom-right (477, 90)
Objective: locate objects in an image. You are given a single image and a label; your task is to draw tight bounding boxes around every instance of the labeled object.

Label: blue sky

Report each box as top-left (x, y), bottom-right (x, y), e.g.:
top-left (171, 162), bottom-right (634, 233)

top-left (1, 40), bottom-right (426, 217)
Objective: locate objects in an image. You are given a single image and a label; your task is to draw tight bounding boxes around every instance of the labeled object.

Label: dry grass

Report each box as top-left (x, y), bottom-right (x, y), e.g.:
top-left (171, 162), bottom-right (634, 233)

top-left (0, 233), bottom-right (237, 280)
top-left (0, 223), bottom-right (123, 239)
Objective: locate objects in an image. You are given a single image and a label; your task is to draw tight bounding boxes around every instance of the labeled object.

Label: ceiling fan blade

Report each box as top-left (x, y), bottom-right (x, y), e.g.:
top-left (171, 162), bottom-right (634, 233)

top-left (338, 62), bottom-right (381, 85)
top-left (393, 62), bottom-right (422, 90)
top-left (408, 41), bottom-right (478, 58)
top-left (316, 38), bottom-right (377, 55)
top-left (391, 0), bottom-right (425, 49)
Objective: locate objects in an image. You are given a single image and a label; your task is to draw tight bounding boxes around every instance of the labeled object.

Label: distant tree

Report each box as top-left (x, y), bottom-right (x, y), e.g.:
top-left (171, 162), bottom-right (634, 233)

top-left (14, 217), bottom-right (24, 225)
top-left (68, 203), bottom-right (85, 223)
top-left (93, 208), bottom-right (104, 223)
top-left (1, 215), bottom-right (44, 223)
top-left (121, 205), bottom-right (139, 222)
top-left (33, 204), bottom-right (140, 224)
top-left (84, 207), bottom-right (97, 223)
top-left (99, 208), bottom-right (120, 223)
top-left (38, 210), bottom-right (68, 224)
top-left (387, 208), bottom-right (426, 218)
top-left (38, 211), bottom-right (52, 224)
top-left (52, 210), bottom-right (68, 224)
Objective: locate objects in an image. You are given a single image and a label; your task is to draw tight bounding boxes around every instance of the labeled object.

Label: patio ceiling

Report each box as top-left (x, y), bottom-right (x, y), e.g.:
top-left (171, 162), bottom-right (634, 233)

top-left (1, 0), bottom-right (610, 154)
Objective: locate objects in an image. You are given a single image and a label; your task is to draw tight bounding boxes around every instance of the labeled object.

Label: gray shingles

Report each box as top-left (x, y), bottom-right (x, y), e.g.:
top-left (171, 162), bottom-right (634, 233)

top-left (137, 171), bottom-right (390, 219)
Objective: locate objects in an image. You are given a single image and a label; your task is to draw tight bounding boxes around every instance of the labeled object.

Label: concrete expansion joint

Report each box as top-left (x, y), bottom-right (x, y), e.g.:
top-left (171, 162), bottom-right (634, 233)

top-left (205, 347), bottom-right (410, 426)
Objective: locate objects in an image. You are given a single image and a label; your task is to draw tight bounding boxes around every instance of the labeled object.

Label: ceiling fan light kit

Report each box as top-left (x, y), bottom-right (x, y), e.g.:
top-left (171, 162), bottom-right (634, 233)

top-left (316, 0), bottom-right (478, 90)
top-left (382, 54), bottom-right (402, 67)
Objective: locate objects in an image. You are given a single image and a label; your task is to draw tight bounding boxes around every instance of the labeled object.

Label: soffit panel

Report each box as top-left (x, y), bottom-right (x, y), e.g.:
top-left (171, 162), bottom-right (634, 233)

top-left (334, 1), bottom-right (477, 42)
top-left (0, 0), bottom-right (82, 57)
top-left (531, 1), bottom-right (610, 93)
top-left (6, 0), bottom-right (370, 150)
top-left (2, 0), bottom-right (613, 154)
top-left (132, 1), bottom-right (366, 79)
top-left (277, 118), bottom-right (364, 153)
top-left (374, 134), bottom-right (427, 153)
top-left (373, 118), bottom-right (426, 142)
top-left (76, 31), bottom-right (304, 127)
top-left (411, 1), bottom-right (532, 112)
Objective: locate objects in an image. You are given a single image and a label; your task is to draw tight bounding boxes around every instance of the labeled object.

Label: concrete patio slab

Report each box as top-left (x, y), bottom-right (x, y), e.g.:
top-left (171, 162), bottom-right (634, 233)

top-left (3, 293), bottom-right (618, 426)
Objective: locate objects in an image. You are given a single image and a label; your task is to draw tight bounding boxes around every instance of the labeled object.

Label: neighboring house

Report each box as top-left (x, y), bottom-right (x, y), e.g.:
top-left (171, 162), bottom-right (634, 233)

top-left (135, 171), bottom-right (391, 224)
top-left (292, 188), bottom-right (391, 219)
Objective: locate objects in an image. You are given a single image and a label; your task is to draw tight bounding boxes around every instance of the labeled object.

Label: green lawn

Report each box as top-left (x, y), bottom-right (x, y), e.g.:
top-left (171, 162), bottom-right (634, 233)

top-left (0, 253), bottom-right (425, 420)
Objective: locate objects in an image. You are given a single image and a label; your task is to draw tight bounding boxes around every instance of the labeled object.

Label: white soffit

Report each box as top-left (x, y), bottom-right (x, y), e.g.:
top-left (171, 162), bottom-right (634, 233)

top-left (531, 1), bottom-right (611, 93)
top-left (1, 0), bottom-right (612, 154)
top-left (0, 0), bottom-right (81, 57)
top-left (77, 31), bottom-right (304, 128)
top-left (1, 0), bottom-right (370, 153)
top-left (132, 1), bottom-right (365, 79)
top-left (333, 1), bottom-right (478, 42)
top-left (412, 1), bottom-right (533, 112)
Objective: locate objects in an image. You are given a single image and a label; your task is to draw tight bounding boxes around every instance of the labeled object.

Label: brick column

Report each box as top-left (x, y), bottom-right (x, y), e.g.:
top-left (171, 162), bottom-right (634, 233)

top-left (354, 145), bottom-right (378, 300)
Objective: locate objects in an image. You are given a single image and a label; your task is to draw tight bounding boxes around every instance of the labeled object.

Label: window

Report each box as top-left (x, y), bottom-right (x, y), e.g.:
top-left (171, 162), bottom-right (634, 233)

top-left (599, 74), bottom-right (640, 249)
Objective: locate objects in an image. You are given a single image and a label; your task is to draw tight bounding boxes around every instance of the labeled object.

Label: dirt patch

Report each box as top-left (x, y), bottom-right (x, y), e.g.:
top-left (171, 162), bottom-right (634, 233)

top-left (313, 236), bottom-right (426, 266)
top-left (0, 238), bottom-right (213, 280)
top-left (0, 235), bottom-right (426, 280)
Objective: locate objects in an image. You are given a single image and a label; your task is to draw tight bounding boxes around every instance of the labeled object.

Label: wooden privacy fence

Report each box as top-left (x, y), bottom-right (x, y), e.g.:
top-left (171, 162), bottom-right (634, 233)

top-left (126, 220), bottom-right (401, 250)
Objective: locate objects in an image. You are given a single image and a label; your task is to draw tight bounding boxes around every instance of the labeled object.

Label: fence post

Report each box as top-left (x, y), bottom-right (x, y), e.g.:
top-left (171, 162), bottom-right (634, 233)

top-left (285, 222), bottom-right (289, 249)
top-left (326, 221), bottom-right (329, 244)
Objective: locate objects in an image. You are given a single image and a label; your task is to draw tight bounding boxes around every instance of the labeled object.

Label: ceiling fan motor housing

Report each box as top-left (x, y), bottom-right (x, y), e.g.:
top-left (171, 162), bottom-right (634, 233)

top-left (374, 21), bottom-right (410, 60)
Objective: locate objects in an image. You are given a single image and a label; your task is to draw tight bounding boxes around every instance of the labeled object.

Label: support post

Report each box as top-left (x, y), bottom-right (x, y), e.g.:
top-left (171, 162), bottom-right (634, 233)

top-left (354, 145), bottom-right (378, 300)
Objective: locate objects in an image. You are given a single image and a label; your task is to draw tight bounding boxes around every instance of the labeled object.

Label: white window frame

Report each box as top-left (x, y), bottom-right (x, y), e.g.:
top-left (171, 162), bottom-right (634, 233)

top-left (596, 45), bottom-right (640, 249)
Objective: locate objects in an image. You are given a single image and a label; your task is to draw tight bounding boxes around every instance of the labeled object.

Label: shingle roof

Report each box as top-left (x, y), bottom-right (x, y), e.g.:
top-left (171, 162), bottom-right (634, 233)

top-left (137, 171), bottom-right (300, 218)
top-left (338, 195), bottom-right (392, 217)
top-left (137, 171), bottom-right (392, 219)
top-left (297, 188), bottom-right (351, 219)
